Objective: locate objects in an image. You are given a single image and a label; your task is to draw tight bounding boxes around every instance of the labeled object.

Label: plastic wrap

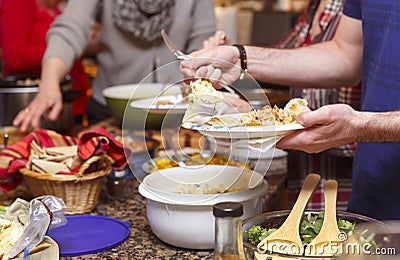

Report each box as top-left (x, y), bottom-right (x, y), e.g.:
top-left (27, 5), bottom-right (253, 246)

top-left (6, 196), bottom-right (66, 259)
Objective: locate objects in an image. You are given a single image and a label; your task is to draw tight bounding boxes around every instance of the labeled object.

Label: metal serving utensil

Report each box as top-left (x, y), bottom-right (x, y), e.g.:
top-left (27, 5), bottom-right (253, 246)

top-left (161, 29), bottom-right (235, 95)
top-left (161, 29), bottom-right (192, 61)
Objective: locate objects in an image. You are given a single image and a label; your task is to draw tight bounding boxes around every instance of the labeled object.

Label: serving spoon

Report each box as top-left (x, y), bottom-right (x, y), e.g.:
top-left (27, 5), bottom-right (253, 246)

top-left (305, 180), bottom-right (341, 256)
top-left (257, 173), bottom-right (321, 255)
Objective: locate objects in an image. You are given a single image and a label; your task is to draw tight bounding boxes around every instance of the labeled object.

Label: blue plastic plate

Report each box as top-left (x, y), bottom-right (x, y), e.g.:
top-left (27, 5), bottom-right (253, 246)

top-left (47, 215), bottom-right (130, 256)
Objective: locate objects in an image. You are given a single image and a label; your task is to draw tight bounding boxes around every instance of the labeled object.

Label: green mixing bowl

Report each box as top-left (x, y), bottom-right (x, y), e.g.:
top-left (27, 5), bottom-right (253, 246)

top-left (103, 83), bottom-right (182, 130)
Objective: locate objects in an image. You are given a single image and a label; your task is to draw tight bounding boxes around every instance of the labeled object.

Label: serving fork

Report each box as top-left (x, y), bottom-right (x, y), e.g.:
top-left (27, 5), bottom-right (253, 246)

top-left (160, 29), bottom-right (235, 94)
top-left (161, 29), bottom-right (192, 61)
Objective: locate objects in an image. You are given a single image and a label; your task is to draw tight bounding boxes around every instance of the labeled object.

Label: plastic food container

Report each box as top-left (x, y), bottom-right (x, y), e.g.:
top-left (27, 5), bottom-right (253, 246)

top-left (139, 165), bottom-right (268, 249)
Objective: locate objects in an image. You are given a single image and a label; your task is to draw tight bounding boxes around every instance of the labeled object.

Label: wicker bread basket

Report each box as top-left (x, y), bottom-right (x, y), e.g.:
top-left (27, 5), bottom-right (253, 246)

top-left (19, 154), bottom-right (113, 214)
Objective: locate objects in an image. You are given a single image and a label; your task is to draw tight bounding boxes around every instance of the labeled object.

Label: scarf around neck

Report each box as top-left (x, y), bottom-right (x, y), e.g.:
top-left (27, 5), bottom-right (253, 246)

top-left (113, 0), bottom-right (175, 42)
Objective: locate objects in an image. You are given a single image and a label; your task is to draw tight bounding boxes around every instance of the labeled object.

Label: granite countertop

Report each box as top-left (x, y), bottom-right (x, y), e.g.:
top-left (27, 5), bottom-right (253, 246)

top-left (61, 173), bottom-right (286, 260)
top-left (1, 174), bottom-right (286, 259)
top-left (61, 179), bottom-right (214, 260)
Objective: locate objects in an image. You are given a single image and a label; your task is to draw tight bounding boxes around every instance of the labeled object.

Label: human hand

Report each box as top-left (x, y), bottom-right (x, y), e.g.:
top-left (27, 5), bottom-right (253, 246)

top-left (222, 92), bottom-right (252, 114)
top-left (276, 104), bottom-right (360, 153)
top-left (13, 81), bottom-right (63, 132)
top-left (202, 30), bottom-right (231, 48)
top-left (180, 45), bottom-right (242, 88)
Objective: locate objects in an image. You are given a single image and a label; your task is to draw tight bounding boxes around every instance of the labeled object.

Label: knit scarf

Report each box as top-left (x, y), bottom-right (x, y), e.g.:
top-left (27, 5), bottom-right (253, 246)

top-left (113, 0), bottom-right (175, 42)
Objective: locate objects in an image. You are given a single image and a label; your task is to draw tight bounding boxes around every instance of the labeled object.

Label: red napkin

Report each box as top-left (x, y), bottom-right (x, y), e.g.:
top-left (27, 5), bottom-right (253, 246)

top-left (0, 128), bottom-right (131, 192)
top-left (77, 128), bottom-right (130, 169)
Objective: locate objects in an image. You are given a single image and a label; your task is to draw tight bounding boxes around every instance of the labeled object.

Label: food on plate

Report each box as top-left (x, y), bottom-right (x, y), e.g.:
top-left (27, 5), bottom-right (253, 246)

top-left (204, 116), bottom-right (241, 126)
top-left (148, 153), bottom-right (250, 172)
top-left (183, 79), bottom-right (226, 122)
top-left (284, 98), bottom-right (311, 115)
top-left (273, 98), bottom-right (311, 125)
top-left (188, 79), bottom-right (223, 104)
top-left (0, 219), bottom-right (23, 259)
top-left (205, 98), bottom-right (311, 127)
top-left (155, 99), bottom-right (175, 105)
top-left (241, 106), bottom-right (276, 127)
top-left (153, 94), bottom-right (184, 106)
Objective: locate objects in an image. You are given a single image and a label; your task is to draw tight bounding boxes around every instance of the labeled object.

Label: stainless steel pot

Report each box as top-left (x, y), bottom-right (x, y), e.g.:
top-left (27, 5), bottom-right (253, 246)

top-left (0, 75), bottom-right (76, 131)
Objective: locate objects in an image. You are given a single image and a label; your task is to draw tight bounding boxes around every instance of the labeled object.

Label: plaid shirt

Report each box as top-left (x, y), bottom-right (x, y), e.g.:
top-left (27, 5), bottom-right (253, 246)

top-left (274, 0), bottom-right (343, 48)
top-left (273, 0), bottom-right (360, 211)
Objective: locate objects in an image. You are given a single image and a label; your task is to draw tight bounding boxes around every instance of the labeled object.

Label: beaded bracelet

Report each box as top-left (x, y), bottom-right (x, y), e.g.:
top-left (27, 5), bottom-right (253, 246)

top-left (233, 44), bottom-right (248, 79)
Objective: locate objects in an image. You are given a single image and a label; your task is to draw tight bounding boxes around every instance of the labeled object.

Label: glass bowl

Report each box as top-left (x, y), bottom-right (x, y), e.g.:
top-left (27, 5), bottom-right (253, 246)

top-left (242, 210), bottom-right (392, 260)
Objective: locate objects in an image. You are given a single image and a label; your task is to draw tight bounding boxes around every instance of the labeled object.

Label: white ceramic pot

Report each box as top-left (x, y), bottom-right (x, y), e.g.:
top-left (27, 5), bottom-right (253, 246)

top-left (138, 165), bottom-right (268, 249)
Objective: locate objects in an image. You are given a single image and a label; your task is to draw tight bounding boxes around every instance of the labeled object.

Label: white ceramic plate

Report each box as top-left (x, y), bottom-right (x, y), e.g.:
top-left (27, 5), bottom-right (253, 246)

top-left (182, 117), bottom-right (304, 139)
top-left (130, 94), bottom-right (187, 114)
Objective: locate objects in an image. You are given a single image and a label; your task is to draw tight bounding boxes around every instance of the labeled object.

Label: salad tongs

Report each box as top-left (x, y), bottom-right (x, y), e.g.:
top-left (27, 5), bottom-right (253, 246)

top-left (257, 173), bottom-right (321, 255)
top-left (305, 180), bottom-right (341, 256)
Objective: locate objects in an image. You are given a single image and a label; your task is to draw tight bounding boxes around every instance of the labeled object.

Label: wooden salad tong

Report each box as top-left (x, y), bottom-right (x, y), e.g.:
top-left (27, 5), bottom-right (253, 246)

top-left (257, 173), bottom-right (321, 255)
top-left (305, 180), bottom-right (341, 256)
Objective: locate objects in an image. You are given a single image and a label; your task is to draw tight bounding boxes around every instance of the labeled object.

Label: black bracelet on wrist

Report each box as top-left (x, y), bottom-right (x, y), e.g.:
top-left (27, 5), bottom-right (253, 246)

top-left (233, 44), bottom-right (248, 80)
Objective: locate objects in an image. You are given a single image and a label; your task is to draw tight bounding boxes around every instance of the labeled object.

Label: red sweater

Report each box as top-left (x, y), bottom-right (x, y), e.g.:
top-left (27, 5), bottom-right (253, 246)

top-left (0, 0), bottom-right (89, 115)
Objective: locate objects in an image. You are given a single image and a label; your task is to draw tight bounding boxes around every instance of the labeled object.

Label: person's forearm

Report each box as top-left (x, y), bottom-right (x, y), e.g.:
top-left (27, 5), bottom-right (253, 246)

top-left (244, 15), bottom-right (363, 88)
top-left (40, 57), bottom-right (68, 90)
top-left (355, 111), bottom-right (400, 142)
top-left (244, 42), bottom-right (360, 88)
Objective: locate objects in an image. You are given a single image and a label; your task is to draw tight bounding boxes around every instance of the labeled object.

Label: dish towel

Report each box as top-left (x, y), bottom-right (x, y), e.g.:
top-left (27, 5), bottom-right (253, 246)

top-left (0, 128), bottom-right (131, 192)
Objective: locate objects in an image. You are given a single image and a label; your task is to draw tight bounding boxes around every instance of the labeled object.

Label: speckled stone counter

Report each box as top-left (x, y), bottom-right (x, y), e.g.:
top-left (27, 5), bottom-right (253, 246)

top-left (60, 173), bottom-right (286, 260)
top-left (59, 179), bottom-right (214, 260)
top-left (0, 172), bottom-right (286, 260)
